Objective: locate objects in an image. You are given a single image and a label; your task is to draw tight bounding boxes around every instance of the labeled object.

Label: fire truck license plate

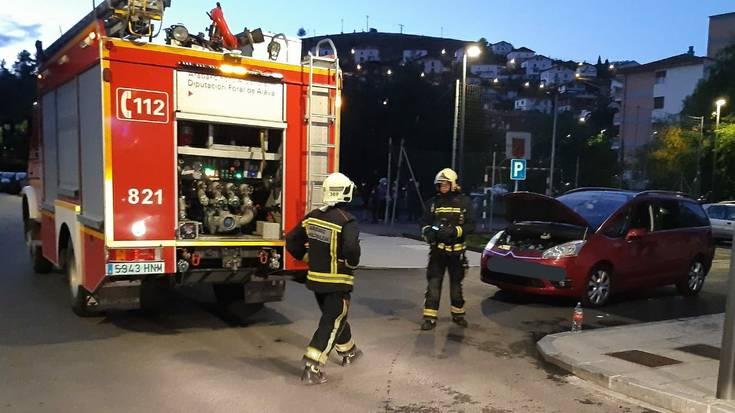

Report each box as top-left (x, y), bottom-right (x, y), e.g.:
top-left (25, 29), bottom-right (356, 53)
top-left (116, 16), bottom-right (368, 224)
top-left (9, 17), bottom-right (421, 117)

top-left (106, 262), bottom-right (165, 276)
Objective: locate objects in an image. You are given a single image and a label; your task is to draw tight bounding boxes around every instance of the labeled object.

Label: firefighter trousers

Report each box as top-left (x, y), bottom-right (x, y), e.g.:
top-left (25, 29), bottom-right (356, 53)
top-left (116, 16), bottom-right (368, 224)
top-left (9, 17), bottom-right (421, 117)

top-left (304, 291), bottom-right (354, 366)
top-left (423, 251), bottom-right (466, 319)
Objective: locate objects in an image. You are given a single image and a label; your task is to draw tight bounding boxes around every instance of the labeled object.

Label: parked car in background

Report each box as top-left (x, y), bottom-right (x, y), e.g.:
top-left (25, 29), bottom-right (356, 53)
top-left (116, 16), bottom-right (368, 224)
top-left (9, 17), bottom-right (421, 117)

top-left (703, 202), bottom-right (735, 241)
top-left (7, 172), bottom-right (27, 195)
top-left (0, 172), bottom-right (16, 193)
top-left (481, 189), bottom-right (715, 307)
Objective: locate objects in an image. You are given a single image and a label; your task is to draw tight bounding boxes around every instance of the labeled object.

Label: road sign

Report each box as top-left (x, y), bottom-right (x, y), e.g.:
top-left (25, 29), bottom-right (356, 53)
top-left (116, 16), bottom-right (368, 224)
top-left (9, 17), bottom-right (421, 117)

top-left (510, 159), bottom-right (527, 181)
top-left (505, 131), bottom-right (532, 160)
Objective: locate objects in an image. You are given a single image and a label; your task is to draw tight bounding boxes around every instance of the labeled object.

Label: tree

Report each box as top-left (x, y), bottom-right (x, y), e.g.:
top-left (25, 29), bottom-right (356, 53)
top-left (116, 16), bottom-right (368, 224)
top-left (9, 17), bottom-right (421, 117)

top-left (714, 117), bottom-right (735, 199)
top-left (682, 40), bottom-right (735, 198)
top-left (683, 42), bottom-right (735, 119)
top-left (643, 127), bottom-right (700, 192)
top-left (297, 27), bottom-right (307, 37)
top-left (0, 49), bottom-right (37, 170)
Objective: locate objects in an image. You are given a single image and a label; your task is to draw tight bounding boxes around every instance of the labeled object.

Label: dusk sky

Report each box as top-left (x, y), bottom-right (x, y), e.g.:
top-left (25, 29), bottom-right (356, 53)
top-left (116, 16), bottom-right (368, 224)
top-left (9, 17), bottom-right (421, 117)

top-left (1, 1), bottom-right (732, 67)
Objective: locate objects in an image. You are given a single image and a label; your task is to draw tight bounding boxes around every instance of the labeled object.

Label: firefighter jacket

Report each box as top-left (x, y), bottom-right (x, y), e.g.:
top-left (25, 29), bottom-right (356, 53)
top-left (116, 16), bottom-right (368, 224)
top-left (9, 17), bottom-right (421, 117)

top-left (286, 206), bottom-right (361, 293)
top-left (421, 191), bottom-right (474, 254)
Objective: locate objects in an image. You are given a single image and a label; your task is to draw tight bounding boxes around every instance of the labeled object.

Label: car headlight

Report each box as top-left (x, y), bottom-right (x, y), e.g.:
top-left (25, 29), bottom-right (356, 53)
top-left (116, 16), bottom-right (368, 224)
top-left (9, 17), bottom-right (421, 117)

top-left (542, 240), bottom-right (586, 260)
top-left (485, 231), bottom-right (505, 251)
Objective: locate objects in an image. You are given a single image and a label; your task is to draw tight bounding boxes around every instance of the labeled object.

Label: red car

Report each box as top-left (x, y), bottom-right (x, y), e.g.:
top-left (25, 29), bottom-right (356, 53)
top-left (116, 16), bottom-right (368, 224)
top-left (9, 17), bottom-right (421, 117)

top-left (481, 189), bottom-right (715, 306)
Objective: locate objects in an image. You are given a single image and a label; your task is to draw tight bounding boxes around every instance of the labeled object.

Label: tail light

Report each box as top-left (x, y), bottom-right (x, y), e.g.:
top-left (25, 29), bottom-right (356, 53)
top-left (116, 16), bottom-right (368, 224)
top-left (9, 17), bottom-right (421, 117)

top-left (107, 248), bottom-right (158, 262)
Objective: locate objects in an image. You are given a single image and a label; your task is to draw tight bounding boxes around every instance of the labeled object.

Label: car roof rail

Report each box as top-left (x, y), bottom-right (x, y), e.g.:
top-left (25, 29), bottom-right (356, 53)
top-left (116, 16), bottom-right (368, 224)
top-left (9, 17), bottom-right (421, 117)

top-left (563, 187), bottom-right (631, 195)
top-left (634, 190), bottom-right (692, 199)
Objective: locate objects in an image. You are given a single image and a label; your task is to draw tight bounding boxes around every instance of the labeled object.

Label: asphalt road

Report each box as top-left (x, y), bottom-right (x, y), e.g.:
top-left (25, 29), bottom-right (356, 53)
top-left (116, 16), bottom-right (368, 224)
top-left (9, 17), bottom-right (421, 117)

top-left (0, 193), bottom-right (731, 413)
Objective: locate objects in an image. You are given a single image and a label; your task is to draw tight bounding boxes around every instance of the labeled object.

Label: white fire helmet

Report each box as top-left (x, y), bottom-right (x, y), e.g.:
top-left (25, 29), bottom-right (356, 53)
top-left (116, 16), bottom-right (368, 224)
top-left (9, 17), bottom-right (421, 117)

top-left (322, 172), bottom-right (356, 206)
top-left (434, 168), bottom-right (459, 191)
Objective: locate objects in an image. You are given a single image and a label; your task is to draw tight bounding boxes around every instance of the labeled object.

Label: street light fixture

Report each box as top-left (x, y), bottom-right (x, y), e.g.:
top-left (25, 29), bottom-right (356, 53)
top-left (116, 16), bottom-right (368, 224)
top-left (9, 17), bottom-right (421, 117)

top-left (466, 45), bottom-right (482, 58)
top-left (455, 44), bottom-right (482, 178)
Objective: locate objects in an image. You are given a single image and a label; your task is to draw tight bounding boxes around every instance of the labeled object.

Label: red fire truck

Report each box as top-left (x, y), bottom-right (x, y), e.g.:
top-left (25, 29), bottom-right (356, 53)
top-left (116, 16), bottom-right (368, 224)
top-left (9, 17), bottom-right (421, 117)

top-left (21, 1), bottom-right (342, 316)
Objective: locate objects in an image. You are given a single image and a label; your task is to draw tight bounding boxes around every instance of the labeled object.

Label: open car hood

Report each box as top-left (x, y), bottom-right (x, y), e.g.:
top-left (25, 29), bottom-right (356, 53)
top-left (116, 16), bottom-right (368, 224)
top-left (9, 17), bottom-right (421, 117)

top-left (504, 192), bottom-right (590, 228)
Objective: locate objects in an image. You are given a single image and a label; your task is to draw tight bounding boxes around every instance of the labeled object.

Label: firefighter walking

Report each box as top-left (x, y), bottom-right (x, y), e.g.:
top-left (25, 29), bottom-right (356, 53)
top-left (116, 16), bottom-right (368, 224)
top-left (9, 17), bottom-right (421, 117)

top-left (286, 172), bottom-right (362, 384)
top-left (420, 168), bottom-right (474, 330)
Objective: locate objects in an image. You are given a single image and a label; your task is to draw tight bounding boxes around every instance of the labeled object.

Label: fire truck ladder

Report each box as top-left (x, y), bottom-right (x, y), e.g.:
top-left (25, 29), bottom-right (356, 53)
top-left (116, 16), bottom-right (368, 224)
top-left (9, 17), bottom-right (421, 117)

top-left (304, 39), bottom-right (341, 213)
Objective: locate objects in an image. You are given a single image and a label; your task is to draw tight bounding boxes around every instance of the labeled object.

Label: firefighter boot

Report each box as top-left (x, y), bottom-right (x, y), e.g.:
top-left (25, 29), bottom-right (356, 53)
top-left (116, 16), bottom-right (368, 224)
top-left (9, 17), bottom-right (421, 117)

top-left (421, 319), bottom-right (437, 331)
top-left (301, 362), bottom-right (327, 385)
top-left (338, 346), bottom-right (363, 366)
top-left (452, 315), bottom-right (468, 328)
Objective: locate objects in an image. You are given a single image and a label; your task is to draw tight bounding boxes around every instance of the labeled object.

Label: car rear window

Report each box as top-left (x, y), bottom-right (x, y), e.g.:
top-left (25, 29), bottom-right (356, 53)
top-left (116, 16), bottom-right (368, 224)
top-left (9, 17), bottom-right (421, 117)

top-left (678, 201), bottom-right (710, 228)
top-left (557, 191), bottom-right (632, 229)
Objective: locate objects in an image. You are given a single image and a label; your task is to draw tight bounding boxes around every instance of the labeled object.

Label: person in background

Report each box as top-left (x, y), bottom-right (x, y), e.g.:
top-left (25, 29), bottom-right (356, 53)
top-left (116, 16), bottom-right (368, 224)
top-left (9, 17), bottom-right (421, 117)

top-left (419, 168), bottom-right (474, 331)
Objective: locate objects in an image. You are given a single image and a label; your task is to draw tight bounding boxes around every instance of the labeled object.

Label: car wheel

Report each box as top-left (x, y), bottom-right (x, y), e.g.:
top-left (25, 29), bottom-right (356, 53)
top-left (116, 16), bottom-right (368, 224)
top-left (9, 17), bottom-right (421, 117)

top-left (676, 259), bottom-right (706, 296)
top-left (25, 221), bottom-right (52, 274)
top-left (66, 245), bottom-right (97, 317)
top-left (582, 266), bottom-right (612, 307)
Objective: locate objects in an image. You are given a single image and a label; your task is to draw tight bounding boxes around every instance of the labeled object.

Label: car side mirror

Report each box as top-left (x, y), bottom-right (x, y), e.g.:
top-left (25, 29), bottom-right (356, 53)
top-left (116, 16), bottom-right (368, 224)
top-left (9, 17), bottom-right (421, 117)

top-left (625, 228), bottom-right (647, 242)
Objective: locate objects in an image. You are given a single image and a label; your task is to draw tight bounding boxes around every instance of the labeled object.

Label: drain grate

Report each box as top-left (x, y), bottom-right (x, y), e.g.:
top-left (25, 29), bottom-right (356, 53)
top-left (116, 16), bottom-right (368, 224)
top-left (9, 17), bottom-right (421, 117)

top-left (676, 344), bottom-right (720, 360)
top-left (606, 350), bottom-right (682, 368)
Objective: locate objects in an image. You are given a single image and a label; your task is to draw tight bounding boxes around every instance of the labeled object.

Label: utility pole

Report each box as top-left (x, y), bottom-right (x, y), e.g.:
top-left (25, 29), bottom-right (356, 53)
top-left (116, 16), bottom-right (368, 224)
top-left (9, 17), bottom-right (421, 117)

top-left (341, 18), bottom-right (344, 34)
top-left (390, 139), bottom-right (405, 226)
top-left (384, 137), bottom-right (392, 224)
top-left (459, 52), bottom-right (468, 180)
top-left (548, 92), bottom-right (559, 195)
top-left (398, 24), bottom-right (404, 34)
top-left (366, 15), bottom-right (369, 31)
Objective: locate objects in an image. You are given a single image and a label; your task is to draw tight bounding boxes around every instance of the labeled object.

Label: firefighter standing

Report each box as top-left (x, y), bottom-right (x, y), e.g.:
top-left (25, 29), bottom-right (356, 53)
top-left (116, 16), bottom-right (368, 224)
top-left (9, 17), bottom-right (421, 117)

top-left (420, 168), bottom-right (474, 330)
top-left (286, 172), bottom-right (362, 385)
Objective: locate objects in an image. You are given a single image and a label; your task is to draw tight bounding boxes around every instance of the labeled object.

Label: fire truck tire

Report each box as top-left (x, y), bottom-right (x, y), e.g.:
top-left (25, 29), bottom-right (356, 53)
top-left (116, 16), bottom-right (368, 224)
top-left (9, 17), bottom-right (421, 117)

top-left (25, 221), bottom-right (52, 274)
top-left (65, 245), bottom-right (96, 317)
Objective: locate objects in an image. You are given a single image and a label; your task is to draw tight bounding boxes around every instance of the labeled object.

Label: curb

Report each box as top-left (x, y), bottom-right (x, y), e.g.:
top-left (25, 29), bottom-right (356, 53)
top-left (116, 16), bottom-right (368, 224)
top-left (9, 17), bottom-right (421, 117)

top-left (537, 331), bottom-right (735, 413)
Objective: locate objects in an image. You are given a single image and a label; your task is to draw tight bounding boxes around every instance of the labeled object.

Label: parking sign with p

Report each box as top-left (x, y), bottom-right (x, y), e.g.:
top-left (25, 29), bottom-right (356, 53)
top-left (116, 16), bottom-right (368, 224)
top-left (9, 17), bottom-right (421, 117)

top-left (510, 159), bottom-right (527, 181)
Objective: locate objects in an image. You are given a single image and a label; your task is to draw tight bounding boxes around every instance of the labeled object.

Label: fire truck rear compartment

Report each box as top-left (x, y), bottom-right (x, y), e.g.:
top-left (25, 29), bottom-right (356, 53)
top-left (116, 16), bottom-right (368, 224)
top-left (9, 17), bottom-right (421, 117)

top-left (176, 120), bottom-right (283, 240)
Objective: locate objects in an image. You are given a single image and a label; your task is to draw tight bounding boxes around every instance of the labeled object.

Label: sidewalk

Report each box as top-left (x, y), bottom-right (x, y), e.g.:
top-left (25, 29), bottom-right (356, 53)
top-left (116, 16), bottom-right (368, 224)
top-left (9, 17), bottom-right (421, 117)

top-left (358, 232), bottom-right (482, 269)
top-left (538, 314), bottom-right (735, 413)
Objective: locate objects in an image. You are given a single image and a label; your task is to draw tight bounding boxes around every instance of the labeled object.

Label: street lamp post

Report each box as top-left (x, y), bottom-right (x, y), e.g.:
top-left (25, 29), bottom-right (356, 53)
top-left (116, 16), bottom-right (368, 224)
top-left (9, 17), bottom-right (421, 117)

top-left (713, 98), bottom-right (727, 199)
top-left (457, 45), bottom-right (481, 181)
top-left (687, 115), bottom-right (705, 197)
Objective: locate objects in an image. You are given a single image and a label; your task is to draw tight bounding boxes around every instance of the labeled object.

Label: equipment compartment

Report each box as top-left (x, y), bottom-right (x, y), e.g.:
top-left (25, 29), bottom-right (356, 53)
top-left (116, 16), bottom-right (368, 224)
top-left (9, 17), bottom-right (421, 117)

top-left (176, 120), bottom-right (283, 239)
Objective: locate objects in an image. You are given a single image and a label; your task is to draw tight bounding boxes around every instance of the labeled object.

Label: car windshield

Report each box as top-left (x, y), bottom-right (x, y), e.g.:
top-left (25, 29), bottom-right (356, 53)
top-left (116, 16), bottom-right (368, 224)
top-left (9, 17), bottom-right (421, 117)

top-left (557, 191), bottom-right (633, 229)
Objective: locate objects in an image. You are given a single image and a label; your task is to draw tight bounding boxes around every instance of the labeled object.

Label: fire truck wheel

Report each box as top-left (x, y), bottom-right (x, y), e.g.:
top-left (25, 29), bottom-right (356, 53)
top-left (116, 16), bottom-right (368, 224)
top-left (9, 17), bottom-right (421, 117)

top-left (213, 283), bottom-right (245, 306)
top-left (65, 245), bottom-right (96, 317)
top-left (25, 221), bottom-right (52, 274)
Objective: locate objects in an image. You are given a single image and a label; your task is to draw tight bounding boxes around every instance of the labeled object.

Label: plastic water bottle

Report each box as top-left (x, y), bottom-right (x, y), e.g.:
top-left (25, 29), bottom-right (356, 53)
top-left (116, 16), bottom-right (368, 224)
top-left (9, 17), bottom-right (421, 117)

top-left (571, 302), bottom-right (584, 333)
